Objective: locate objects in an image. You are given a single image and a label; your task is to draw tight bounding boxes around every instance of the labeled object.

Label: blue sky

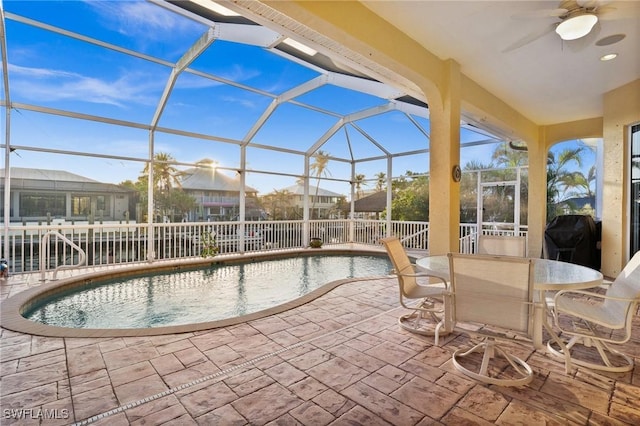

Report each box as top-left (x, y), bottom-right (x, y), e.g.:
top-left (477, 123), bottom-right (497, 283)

top-left (1, 0), bottom-right (595, 196)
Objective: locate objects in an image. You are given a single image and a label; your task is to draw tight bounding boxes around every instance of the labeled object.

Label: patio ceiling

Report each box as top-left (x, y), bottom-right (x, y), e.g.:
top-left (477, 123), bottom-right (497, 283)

top-left (361, 0), bottom-right (640, 126)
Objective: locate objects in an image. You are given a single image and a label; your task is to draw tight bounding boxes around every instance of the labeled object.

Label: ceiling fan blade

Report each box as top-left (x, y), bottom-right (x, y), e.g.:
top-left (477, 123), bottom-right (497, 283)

top-left (598, 3), bottom-right (640, 20)
top-left (502, 23), bottom-right (556, 53)
top-left (512, 8), bottom-right (567, 19)
top-left (577, 0), bottom-right (612, 8)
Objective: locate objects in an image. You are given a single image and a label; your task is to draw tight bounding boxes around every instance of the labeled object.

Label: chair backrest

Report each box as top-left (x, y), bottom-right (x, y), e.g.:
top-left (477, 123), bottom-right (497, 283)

top-left (448, 253), bottom-right (534, 334)
top-left (605, 251), bottom-right (640, 313)
top-left (381, 237), bottom-right (418, 296)
top-left (478, 235), bottom-right (527, 257)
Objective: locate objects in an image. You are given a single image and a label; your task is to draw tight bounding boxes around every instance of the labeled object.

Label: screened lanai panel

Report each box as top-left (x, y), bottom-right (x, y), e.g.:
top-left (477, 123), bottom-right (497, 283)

top-left (152, 133), bottom-right (240, 169)
top-left (245, 147), bottom-right (302, 177)
top-left (353, 158), bottom-right (389, 188)
top-left (354, 111), bottom-right (430, 154)
top-left (10, 111), bottom-right (149, 161)
top-left (293, 84), bottom-right (388, 115)
top-left (389, 153), bottom-right (429, 177)
top-left (4, 20), bottom-right (171, 123)
top-left (158, 74), bottom-right (273, 140)
top-left (250, 102), bottom-right (337, 151)
top-left (322, 126), bottom-right (387, 161)
top-left (5, 1), bottom-right (206, 63)
top-left (188, 40), bottom-right (321, 95)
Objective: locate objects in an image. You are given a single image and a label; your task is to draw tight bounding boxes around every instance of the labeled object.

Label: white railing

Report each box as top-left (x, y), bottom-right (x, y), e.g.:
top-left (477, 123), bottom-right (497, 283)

top-left (5, 219), bottom-right (537, 276)
top-left (1, 219), bottom-right (427, 275)
top-left (459, 223), bottom-right (529, 254)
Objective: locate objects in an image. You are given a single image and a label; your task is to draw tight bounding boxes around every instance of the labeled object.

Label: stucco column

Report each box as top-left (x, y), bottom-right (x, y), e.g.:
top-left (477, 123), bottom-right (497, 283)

top-left (602, 79), bottom-right (640, 276)
top-left (426, 59), bottom-right (461, 255)
top-left (527, 132), bottom-right (547, 259)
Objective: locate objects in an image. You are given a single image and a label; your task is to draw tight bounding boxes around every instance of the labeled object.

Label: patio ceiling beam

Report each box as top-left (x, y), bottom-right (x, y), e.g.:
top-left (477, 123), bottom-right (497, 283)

top-left (394, 100), bottom-right (430, 118)
top-left (212, 21), bottom-right (282, 47)
top-left (326, 73), bottom-right (404, 100)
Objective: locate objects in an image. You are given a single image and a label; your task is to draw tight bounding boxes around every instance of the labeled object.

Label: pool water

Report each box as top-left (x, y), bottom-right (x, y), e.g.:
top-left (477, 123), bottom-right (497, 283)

top-left (24, 254), bottom-right (392, 329)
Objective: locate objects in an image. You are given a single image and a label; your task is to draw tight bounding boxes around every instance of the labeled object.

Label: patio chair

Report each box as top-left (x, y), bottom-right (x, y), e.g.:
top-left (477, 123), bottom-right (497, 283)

top-left (477, 234), bottom-right (527, 257)
top-left (381, 237), bottom-right (448, 342)
top-left (445, 253), bottom-right (539, 386)
top-left (548, 251), bottom-right (640, 372)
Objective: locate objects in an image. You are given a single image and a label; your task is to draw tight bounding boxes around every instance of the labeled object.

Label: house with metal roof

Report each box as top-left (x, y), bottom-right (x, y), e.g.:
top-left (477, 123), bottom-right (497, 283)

top-left (179, 163), bottom-right (261, 221)
top-left (0, 168), bottom-right (134, 223)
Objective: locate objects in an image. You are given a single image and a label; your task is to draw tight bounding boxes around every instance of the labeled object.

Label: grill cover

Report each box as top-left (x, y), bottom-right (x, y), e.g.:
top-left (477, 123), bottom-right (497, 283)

top-left (544, 215), bottom-right (600, 269)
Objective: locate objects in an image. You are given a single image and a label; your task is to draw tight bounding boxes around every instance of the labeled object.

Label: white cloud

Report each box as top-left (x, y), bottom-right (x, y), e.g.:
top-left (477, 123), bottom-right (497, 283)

top-left (9, 63), bottom-right (161, 107)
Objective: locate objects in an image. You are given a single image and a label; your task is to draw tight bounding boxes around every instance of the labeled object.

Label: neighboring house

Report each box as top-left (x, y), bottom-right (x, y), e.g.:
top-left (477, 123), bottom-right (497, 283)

top-left (179, 166), bottom-right (262, 221)
top-left (262, 183), bottom-right (345, 219)
top-left (555, 195), bottom-right (596, 216)
top-left (0, 167), bottom-right (133, 223)
top-left (353, 191), bottom-right (391, 219)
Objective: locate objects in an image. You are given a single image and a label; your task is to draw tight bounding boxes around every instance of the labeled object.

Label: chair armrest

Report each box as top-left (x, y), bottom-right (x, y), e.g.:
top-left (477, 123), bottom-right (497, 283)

top-left (554, 289), bottom-right (637, 306)
top-left (393, 270), bottom-right (448, 286)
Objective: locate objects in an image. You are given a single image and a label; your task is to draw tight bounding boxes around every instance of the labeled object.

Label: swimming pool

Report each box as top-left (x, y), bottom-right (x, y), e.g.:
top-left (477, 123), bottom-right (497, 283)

top-left (22, 253), bottom-right (392, 332)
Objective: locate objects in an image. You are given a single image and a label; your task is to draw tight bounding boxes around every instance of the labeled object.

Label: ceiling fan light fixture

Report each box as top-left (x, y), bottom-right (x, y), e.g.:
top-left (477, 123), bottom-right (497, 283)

top-left (555, 13), bottom-right (598, 40)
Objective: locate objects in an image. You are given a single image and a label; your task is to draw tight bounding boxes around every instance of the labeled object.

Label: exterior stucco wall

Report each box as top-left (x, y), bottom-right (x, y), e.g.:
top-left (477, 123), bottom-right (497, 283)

top-left (601, 79), bottom-right (640, 276)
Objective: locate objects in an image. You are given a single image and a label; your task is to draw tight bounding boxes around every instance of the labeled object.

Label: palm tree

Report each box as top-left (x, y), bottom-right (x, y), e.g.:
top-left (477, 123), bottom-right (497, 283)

top-left (491, 141), bottom-right (528, 168)
top-left (141, 152), bottom-right (183, 221)
top-left (309, 150), bottom-right (331, 218)
top-left (142, 152), bottom-right (183, 191)
top-left (546, 146), bottom-right (586, 222)
top-left (354, 173), bottom-right (367, 199)
top-left (374, 172), bottom-right (386, 191)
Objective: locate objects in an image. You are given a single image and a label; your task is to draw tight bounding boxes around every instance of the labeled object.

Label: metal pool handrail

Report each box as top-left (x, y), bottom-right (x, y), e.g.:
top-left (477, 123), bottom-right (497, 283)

top-left (40, 230), bottom-right (87, 281)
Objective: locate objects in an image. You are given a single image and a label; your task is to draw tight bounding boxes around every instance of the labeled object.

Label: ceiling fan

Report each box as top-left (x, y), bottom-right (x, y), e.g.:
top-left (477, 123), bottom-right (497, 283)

top-left (502, 0), bottom-right (632, 52)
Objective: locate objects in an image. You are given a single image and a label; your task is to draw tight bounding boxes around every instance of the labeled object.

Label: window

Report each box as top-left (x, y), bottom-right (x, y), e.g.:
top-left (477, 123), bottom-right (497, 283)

top-left (630, 124), bottom-right (640, 257)
top-left (72, 196), bottom-right (91, 216)
top-left (19, 193), bottom-right (65, 217)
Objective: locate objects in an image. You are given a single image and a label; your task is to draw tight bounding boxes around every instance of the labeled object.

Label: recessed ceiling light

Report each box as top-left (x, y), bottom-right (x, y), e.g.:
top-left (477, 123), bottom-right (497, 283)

top-left (282, 38), bottom-right (317, 56)
top-left (596, 34), bottom-right (626, 47)
top-left (600, 53), bottom-right (618, 61)
top-left (190, 0), bottom-right (241, 17)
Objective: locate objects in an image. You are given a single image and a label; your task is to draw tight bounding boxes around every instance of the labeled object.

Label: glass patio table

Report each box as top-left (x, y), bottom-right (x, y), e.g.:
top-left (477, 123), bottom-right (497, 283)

top-left (415, 255), bottom-right (604, 349)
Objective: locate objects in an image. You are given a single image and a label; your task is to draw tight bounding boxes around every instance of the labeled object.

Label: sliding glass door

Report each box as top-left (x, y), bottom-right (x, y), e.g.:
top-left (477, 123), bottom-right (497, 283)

top-left (631, 124), bottom-right (640, 258)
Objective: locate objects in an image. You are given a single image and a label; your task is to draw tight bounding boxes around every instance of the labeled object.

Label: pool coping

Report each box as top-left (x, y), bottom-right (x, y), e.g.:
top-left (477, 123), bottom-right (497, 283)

top-left (0, 247), bottom-right (395, 338)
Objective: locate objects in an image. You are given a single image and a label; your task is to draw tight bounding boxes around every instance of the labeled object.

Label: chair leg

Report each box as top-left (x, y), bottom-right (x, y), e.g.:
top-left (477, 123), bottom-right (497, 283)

top-left (452, 338), bottom-right (533, 386)
top-left (547, 335), bottom-right (634, 373)
top-left (542, 321), bottom-right (573, 374)
top-left (398, 298), bottom-right (449, 339)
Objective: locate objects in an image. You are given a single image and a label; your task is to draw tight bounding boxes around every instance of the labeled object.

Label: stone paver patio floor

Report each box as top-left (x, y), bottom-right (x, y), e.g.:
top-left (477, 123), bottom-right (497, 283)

top-left (2, 269), bottom-right (640, 425)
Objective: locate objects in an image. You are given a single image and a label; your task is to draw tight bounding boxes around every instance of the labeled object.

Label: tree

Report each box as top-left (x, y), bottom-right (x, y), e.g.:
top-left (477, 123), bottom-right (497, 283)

top-left (492, 141), bottom-right (528, 168)
top-left (142, 152), bottom-right (183, 191)
top-left (389, 172), bottom-right (429, 221)
top-left (139, 152), bottom-right (188, 222)
top-left (309, 150), bottom-right (331, 218)
top-left (374, 172), bottom-right (386, 191)
top-left (353, 173), bottom-right (367, 199)
top-left (263, 189), bottom-right (296, 220)
top-left (546, 146), bottom-right (587, 222)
